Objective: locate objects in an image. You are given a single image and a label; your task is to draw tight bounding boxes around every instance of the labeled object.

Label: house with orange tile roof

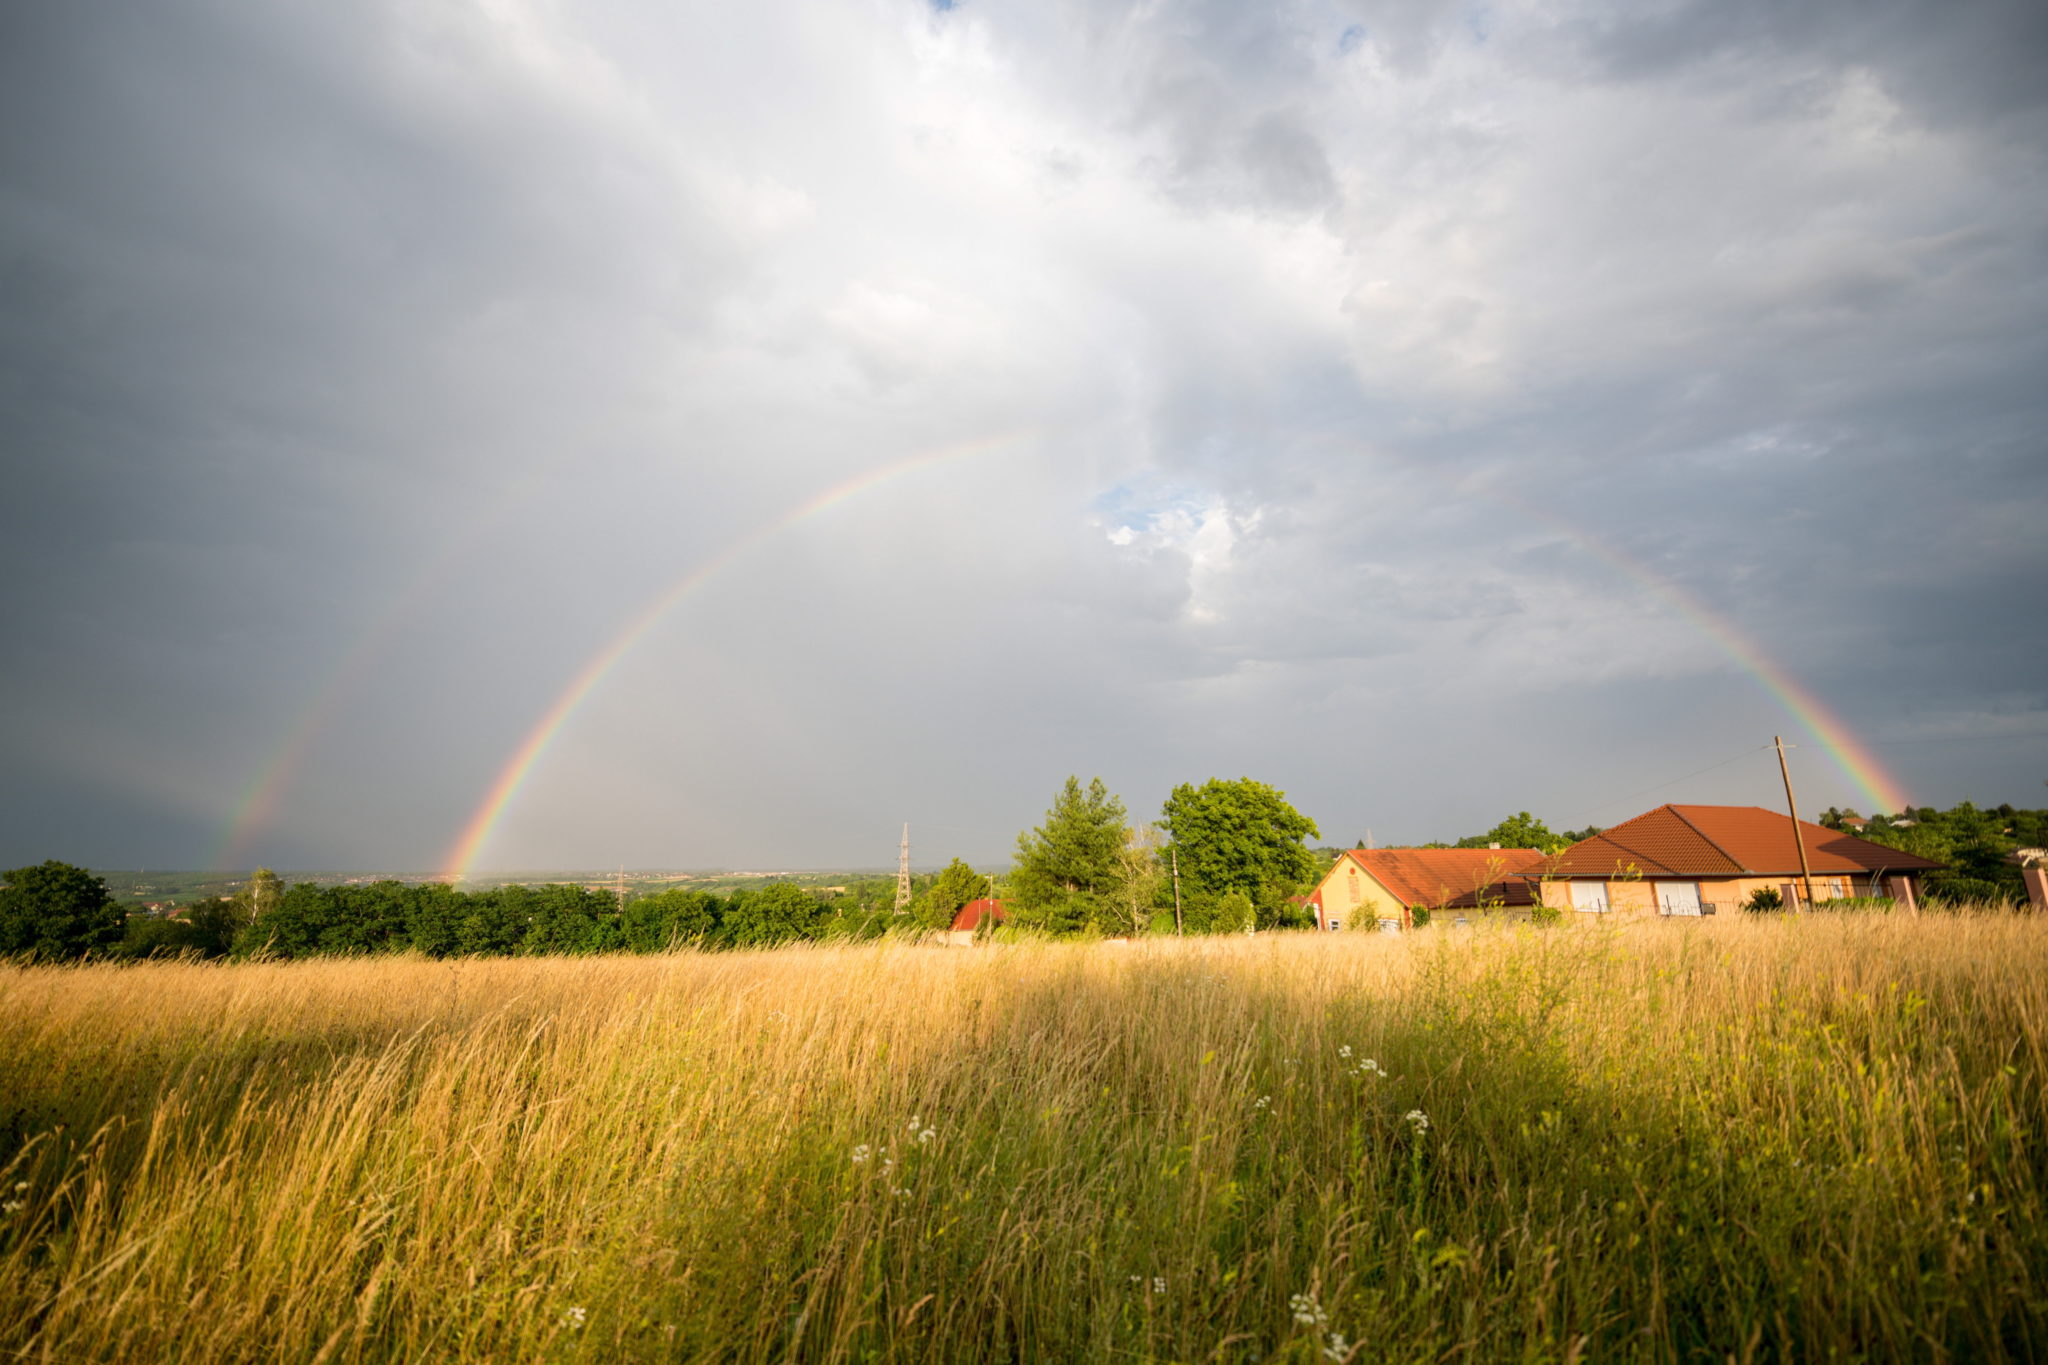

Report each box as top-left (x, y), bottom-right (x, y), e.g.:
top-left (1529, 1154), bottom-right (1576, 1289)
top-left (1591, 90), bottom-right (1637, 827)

top-left (1310, 847), bottom-right (1547, 932)
top-left (1518, 804), bottom-right (1943, 916)
top-left (941, 897), bottom-right (1008, 947)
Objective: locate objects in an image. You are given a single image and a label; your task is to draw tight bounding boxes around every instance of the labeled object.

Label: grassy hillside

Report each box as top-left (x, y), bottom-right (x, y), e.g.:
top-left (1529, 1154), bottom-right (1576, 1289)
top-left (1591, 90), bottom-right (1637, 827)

top-left (2, 917), bottom-right (2044, 1361)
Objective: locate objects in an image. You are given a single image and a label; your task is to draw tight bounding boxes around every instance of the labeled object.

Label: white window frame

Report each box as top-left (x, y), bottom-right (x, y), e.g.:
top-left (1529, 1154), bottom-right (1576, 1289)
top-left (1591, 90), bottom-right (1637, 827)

top-left (1569, 881), bottom-right (1610, 914)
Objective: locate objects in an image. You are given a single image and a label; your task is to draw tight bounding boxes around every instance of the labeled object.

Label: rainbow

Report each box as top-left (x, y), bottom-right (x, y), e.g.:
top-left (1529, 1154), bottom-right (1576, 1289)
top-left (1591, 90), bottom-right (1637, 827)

top-left (210, 472), bottom-right (552, 871)
top-left (1464, 478), bottom-right (1911, 815)
top-left (440, 431), bottom-right (1028, 880)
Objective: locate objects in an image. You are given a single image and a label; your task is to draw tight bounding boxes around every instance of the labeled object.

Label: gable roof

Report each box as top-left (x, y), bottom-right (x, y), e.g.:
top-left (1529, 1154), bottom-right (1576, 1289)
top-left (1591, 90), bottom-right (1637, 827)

top-left (949, 898), bottom-right (1009, 932)
top-left (1335, 847), bottom-right (1548, 908)
top-left (1527, 805), bottom-right (1944, 879)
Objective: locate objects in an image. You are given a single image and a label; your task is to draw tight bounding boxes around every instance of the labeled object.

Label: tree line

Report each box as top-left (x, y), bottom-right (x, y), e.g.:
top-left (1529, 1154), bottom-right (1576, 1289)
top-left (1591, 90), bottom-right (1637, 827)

top-left (8, 789), bottom-right (2037, 963)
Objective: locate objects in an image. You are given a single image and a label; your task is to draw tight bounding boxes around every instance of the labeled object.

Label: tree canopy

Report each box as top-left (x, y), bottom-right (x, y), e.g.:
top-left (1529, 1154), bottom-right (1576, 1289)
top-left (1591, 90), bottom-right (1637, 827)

top-left (0, 861), bottom-right (123, 961)
top-left (1158, 778), bottom-right (1320, 909)
top-left (1455, 812), bottom-right (1570, 853)
top-left (913, 858), bottom-right (990, 930)
top-left (1012, 776), bottom-right (1128, 906)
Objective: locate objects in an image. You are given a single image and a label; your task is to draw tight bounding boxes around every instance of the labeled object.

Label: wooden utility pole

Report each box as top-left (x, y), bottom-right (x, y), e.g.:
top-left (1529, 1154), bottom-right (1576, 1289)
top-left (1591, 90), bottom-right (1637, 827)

top-left (1775, 736), bottom-right (1817, 907)
top-left (1171, 848), bottom-right (1184, 935)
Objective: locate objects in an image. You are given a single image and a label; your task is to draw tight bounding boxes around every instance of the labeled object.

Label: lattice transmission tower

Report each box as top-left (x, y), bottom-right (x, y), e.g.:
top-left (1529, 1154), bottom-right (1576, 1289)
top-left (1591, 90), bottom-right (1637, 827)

top-left (894, 823), bottom-right (912, 912)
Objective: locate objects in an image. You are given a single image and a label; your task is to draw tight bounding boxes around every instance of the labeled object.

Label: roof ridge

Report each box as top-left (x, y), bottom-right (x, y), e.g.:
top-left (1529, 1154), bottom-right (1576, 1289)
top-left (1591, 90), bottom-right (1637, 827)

top-left (1664, 804), bottom-right (1748, 875)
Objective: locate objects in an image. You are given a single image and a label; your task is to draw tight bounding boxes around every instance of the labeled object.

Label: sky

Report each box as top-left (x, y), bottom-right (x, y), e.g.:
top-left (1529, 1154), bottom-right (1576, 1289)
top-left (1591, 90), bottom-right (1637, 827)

top-left (2, 0), bottom-right (2045, 874)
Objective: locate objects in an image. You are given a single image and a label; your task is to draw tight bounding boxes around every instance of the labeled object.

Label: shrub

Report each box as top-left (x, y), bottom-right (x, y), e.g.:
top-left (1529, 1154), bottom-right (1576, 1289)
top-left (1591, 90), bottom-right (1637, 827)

top-left (1745, 886), bottom-right (1785, 913)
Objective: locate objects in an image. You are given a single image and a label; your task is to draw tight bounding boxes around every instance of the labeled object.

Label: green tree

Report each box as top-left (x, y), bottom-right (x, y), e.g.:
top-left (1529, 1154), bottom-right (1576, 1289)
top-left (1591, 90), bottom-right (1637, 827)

top-left (913, 858), bottom-right (990, 930)
top-left (1012, 776), bottom-right (1128, 908)
top-left (623, 889), bottom-right (722, 950)
top-left (722, 883), bottom-right (832, 947)
top-left (233, 867), bottom-right (285, 923)
top-left (0, 862), bottom-right (125, 960)
top-left (1455, 812), bottom-right (1569, 853)
top-left (1158, 778), bottom-right (1321, 911)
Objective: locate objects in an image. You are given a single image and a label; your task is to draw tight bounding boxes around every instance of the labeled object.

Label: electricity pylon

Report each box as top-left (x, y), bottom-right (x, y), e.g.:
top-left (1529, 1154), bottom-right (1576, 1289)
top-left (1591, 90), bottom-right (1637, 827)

top-left (894, 823), bottom-right (912, 912)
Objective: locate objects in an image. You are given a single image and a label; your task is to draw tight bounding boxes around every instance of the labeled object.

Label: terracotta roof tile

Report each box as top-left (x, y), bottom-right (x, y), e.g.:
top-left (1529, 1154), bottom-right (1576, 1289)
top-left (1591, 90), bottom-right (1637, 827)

top-left (1341, 847), bottom-right (1547, 908)
top-left (949, 898), bottom-right (1009, 932)
top-left (1529, 805), bottom-right (1943, 878)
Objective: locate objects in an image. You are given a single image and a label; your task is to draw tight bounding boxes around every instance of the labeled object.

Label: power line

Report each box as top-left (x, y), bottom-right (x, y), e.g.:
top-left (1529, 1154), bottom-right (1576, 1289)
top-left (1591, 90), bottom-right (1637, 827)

top-left (1568, 743), bottom-right (1778, 824)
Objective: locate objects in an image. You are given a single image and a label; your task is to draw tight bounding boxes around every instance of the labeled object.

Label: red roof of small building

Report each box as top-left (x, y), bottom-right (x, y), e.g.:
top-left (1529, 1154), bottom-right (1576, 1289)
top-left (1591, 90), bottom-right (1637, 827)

top-left (1338, 847), bottom-right (1548, 909)
top-left (1526, 805), bottom-right (1943, 879)
top-left (949, 898), bottom-right (1009, 931)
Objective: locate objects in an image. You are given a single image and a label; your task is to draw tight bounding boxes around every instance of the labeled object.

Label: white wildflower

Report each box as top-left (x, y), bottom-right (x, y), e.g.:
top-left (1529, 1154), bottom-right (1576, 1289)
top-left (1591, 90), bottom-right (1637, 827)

top-left (917, 1128), bottom-right (936, 1144)
top-left (1289, 1291), bottom-right (1329, 1328)
top-left (1, 1201), bottom-right (21, 1216)
top-left (10, 1182), bottom-right (24, 1193)
top-left (1404, 1109), bottom-right (1430, 1133)
top-left (1253, 1095), bottom-right (1272, 1111)
top-left (1323, 1330), bottom-right (1351, 1361)
top-left (851, 1144), bottom-right (872, 1164)
top-left (908, 1115), bottom-right (921, 1133)
top-left (562, 1306), bottom-right (587, 1329)
top-left (1153, 1277), bottom-right (1167, 1294)
top-left (1338, 1045), bottom-right (1353, 1059)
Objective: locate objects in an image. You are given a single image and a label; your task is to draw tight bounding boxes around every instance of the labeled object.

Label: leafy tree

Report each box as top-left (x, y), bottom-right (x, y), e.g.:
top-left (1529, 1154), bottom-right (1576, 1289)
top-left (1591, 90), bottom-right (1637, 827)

top-left (722, 883), bottom-right (832, 947)
top-left (623, 889), bottom-right (722, 951)
top-left (1158, 777), bottom-right (1321, 909)
top-left (406, 884), bottom-right (468, 957)
top-left (1214, 889), bottom-right (1255, 934)
top-left (913, 858), bottom-right (991, 930)
top-left (235, 881), bottom-right (335, 958)
top-left (524, 884), bottom-right (613, 955)
top-left (1104, 826), bottom-right (1164, 936)
top-left (457, 886), bottom-right (529, 956)
top-left (0, 863), bottom-right (124, 961)
top-left (1455, 812), bottom-right (1569, 853)
top-left (1012, 777), bottom-right (1128, 908)
top-left (233, 867), bottom-right (285, 923)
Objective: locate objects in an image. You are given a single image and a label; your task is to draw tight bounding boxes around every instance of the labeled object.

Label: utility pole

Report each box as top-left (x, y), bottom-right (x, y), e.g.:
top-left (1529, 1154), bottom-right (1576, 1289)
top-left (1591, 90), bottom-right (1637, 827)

top-left (1775, 736), bottom-right (1817, 908)
top-left (1171, 847), bottom-right (1184, 935)
top-left (894, 823), bottom-right (912, 913)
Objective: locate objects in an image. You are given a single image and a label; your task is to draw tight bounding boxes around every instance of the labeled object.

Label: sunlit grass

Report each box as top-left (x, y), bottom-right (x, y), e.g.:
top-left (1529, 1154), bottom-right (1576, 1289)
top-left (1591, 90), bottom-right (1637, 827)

top-left (3, 914), bottom-right (2045, 1361)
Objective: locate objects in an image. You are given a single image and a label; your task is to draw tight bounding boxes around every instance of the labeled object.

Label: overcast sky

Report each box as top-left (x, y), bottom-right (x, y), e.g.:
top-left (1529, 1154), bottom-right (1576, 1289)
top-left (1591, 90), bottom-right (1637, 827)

top-left (3, 0), bottom-right (2044, 873)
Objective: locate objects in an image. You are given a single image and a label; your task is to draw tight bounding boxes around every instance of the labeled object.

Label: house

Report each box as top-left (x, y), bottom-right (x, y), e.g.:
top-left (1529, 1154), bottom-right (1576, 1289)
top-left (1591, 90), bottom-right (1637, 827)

top-left (1310, 847), bottom-right (1547, 932)
top-left (1518, 804), bottom-right (1943, 915)
top-left (942, 898), bottom-right (1008, 947)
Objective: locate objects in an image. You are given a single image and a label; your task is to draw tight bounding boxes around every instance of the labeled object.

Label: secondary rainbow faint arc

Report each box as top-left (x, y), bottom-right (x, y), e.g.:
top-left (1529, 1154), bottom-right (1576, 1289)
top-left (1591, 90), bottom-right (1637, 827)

top-left (440, 431), bottom-right (1027, 881)
top-left (1470, 480), bottom-right (1912, 814)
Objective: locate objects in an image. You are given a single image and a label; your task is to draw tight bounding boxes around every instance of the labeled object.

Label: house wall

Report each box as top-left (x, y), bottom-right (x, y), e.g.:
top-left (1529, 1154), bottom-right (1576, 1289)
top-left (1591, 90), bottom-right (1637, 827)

top-left (1537, 872), bottom-right (1889, 915)
top-left (1312, 858), bottom-right (1404, 930)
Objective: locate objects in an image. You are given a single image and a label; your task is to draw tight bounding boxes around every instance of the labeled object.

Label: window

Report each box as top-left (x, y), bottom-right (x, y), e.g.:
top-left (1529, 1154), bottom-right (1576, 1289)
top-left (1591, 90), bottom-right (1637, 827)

top-left (1327, 919), bottom-right (1342, 932)
top-left (1569, 881), bottom-right (1610, 914)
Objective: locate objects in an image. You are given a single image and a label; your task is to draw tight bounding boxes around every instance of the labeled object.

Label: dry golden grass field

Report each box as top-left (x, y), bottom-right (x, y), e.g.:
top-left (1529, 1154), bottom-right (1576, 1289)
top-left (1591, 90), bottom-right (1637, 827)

top-left (2, 915), bottom-right (2045, 1362)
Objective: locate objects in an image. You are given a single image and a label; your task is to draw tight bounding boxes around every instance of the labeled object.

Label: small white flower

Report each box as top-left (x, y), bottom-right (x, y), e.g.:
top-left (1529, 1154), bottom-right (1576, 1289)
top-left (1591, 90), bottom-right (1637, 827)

top-left (918, 1128), bottom-right (936, 1144)
top-left (562, 1306), bottom-right (587, 1329)
top-left (1289, 1291), bottom-right (1329, 1328)
top-left (1152, 1277), bottom-right (1167, 1294)
top-left (1, 1201), bottom-right (22, 1215)
top-left (1253, 1095), bottom-right (1272, 1110)
top-left (1404, 1109), bottom-right (1430, 1133)
top-left (10, 1182), bottom-right (24, 1193)
top-left (908, 1115), bottom-right (921, 1132)
top-left (1323, 1330), bottom-right (1351, 1361)
top-left (1362, 1059), bottom-right (1381, 1074)
top-left (851, 1144), bottom-right (872, 1164)
top-left (1338, 1045), bottom-right (1353, 1059)
top-left (1128, 1275), bottom-right (1143, 1284)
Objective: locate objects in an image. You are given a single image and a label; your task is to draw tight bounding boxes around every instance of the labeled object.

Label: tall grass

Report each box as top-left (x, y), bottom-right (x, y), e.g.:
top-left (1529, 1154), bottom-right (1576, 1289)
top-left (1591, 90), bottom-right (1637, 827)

top-left (2, 915), bottom-right (2044, 1361)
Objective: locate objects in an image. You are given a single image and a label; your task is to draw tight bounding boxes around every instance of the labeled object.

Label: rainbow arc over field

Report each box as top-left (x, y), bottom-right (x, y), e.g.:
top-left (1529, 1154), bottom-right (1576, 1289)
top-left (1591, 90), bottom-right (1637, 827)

top-left (1474, 485), bottom-right (1911, 816)
top-left (440, 431), bottom-right (1028, 881)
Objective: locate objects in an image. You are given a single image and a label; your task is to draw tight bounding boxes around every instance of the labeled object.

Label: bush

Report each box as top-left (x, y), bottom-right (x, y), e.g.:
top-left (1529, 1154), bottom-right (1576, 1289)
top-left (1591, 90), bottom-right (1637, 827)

top-left (0, 861), bottom-right (123, 961)
top-left (1745, 887), bottom-right (1785, 914)
top-left (1409, 905), bottom-right (1432, 929)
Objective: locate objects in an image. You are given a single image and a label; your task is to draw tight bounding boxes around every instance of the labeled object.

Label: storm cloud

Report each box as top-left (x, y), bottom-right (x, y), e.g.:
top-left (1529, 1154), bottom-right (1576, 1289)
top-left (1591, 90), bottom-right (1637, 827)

top-left (2, 0), bottom-right (2043, 870)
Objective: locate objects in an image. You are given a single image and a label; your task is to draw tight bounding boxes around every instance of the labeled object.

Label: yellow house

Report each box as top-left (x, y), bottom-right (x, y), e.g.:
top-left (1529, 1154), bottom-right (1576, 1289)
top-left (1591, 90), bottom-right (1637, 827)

top-left (1311, 847), bottom-right (1547, 932)
top-left (1521, 804), bottom-right (1942, 915)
